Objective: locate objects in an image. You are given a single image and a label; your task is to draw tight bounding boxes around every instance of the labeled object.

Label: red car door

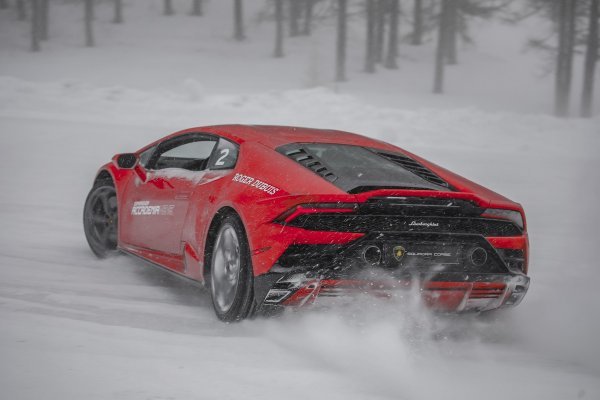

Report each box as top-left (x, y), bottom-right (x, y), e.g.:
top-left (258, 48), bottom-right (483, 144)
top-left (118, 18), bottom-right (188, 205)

top-left (120, 134), bottom-right (218, 265)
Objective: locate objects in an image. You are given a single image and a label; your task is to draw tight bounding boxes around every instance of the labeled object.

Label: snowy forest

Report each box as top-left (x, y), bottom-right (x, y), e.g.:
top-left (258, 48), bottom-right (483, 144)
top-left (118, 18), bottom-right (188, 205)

top-left (1, 2), bottom-right (599, 400)
top-left (1, 0), bottom-right (598, 117)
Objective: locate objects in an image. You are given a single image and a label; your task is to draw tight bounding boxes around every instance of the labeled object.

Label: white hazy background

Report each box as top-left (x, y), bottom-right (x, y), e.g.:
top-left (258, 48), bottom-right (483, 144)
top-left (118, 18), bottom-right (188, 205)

top-left (1, 1), bottom-right (599, 400)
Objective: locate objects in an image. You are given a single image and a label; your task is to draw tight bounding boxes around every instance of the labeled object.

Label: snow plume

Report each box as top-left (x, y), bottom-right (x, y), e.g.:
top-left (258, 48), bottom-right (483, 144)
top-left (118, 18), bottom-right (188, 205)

top-left (252, 295), bottom-right (567, 400)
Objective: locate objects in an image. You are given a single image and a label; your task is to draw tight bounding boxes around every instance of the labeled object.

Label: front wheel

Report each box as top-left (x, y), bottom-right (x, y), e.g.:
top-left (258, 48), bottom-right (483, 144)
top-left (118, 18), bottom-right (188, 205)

top-left (83, 181), bottom-right (119, 258)
top-left (209, 214), bottom-right (254, 322)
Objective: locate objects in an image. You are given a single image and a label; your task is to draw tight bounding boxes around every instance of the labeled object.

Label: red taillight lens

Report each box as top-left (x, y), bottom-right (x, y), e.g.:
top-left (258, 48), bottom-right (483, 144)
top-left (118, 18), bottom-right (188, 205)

top-left (274, 203), bottom-right (359, 224)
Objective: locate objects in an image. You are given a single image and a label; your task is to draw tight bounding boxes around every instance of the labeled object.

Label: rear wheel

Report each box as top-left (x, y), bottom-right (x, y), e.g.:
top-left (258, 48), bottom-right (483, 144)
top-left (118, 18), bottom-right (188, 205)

top-left (83, 180), bottom-right (119, 258)
top-left (209, 214), bottom-right (254, 322)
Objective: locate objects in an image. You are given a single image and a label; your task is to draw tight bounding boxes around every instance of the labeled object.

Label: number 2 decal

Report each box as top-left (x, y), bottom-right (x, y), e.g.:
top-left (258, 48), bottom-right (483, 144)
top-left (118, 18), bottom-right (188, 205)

top-left (215, 149), bottom-right (230, 166)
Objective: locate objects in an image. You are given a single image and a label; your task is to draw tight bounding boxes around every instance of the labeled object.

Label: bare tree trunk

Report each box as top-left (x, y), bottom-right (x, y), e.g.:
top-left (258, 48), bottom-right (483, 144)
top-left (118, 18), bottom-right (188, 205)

top-left (191, 0), bottom-right (203, 16)
top-left (17, 0), bottom-right (26, 21)
top-left (39, 0), bottom-right (48, 40)
top-left (114, 0), bottom-right (123, 23)
top-left (365, 0), bottom-right (376, 73)
top-left (581, 0), bottom-right (598, 118)
top-left (384, 0), bottom-right (399, 69)
top-left (554, 0), bottom-right (576, 117)
top-left (412, 0), bottom-right (423, 45)
top-left (85, 0), bottom-right (94, 47)
top-left (164, 0), bottom-right (174, 16)
top-left (289, 0), bottom-right (301, 37)
top-left (335, 0), bottom-right (347, 82)
top-left (445, 0), bottom-right (458, 65)
top-left (374, 0), bottom-right (385, 63)
top-left (31, 0), bottom-right (41, 51)
top-left (274, 0), bottom-right (284, 57)
top-left (433, 0), bottom-right (449, 93)
top-left (233, 0), bottom-right (244, 40)
top-left (302, 0), bottom-right (313, 35)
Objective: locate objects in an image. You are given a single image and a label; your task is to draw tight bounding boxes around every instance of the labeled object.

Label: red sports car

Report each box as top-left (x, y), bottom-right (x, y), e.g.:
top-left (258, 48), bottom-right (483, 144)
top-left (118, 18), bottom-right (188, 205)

top-left (84, 125), bottom-right (530, 321)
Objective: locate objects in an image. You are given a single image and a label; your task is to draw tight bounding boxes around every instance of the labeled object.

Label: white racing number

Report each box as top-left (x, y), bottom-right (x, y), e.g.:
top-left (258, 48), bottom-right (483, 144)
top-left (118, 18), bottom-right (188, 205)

top-left (215, 149), bottom-right (230, 166)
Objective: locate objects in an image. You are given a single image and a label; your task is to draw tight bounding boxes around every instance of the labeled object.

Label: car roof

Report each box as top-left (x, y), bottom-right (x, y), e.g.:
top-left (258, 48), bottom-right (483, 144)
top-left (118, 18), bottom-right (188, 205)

top-left (134, 124), bottom-right (519, 207)
top-left (176, 124), bottom-right (400, 152)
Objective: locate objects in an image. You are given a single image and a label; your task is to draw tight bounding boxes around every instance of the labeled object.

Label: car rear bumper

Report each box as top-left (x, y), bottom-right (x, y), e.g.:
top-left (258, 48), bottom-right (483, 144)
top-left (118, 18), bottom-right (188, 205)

top-left (255, 272), bottom-right (529, 313)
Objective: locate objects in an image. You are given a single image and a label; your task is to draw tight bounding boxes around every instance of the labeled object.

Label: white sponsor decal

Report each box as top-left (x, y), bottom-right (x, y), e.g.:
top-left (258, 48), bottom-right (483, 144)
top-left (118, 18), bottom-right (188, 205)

top-left (406, 252), bottom-right (452, 257)
top-left (232, 173), bottom-right (280, 196)
top-left (409, 221), bottom-right (440, 228)
top-left (131, 201), bottom-right (175, 216)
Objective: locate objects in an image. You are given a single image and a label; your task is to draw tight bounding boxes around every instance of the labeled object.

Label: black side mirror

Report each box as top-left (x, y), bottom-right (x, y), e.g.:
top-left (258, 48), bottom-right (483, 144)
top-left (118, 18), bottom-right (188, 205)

top-left (116, 153), bottom-right (138, 169)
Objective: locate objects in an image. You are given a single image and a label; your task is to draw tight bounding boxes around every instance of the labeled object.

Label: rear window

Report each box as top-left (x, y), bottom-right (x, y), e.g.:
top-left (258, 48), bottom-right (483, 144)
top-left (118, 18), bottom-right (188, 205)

top-left (278, 143), bottom-right (451, 193)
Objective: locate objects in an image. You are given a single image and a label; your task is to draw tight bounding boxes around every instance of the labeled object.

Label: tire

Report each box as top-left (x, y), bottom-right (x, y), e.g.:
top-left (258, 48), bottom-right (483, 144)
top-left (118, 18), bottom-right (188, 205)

top-left (209, 214), bottom-right (255, 322)
top-left (83, 179), bottom-right (119, 258)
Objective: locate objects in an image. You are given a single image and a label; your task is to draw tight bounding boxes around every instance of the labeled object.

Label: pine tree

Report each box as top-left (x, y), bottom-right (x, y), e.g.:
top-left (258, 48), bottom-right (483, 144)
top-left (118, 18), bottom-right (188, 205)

top-left (114, 0), bottom-right (123, 23)
top-left (85, 0), bottom-right (94, 47)
top-left (412, 0), bottom-right (423, 45)
top-left (445, 0), bottom-right (458, 64)
top-left (274, 0), bottom-right (284, 57)
top-left (164, 0), bottom-right (174, 16)
top-left (233, 0), bottom-right (244, 40)
top-left (374, 0), bottom-right (386, 63)
top-left (385, 0), bottom-right (399, 69)
top-left (581, 0), bottom-right (598, 117)
top-left (302, 0), bottom-right (314, 35)
top-left (433, 0), bottom-right (449, 93)
top-left (289, 0), bottom-right (301, 37)
top-left (365, 0), bottom-right (376, 73)
top-left (335, 0), bottom-right (347, 81)
top-left (554, 0), bottom-right (576, 117)
top-left (17, 0), bottom-right (26, 21)
top-left (191, 0), bottom-right (203, 16)
top-left (31, 0), bottom-right (41, 52)
top-left (39, 0), bottom-right (48, 41)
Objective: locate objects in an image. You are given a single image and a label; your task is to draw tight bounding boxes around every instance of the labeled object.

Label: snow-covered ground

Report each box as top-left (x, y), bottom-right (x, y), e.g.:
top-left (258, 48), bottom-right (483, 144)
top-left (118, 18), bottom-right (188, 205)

top-left (1, 2), bottom-right (599, 400)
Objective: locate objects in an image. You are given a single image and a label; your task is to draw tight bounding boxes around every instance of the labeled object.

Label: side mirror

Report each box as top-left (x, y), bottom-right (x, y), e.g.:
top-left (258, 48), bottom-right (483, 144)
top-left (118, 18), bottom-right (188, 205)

top-left (116, 153), bottom-right (138, 169)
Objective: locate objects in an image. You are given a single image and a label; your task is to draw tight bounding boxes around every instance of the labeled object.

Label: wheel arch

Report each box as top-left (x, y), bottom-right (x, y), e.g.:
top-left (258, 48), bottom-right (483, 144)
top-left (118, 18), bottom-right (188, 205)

top-left (94, 169), bottom-right (114, 186)
top-left (203, 206), bottom-right (247, 280)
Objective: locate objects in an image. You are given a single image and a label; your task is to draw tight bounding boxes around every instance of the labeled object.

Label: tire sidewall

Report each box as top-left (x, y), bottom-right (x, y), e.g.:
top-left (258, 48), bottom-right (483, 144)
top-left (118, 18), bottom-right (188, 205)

top-left (210, 214), bottom-right (254, 322)
top-left (83, 181), bottom-right (118, 258)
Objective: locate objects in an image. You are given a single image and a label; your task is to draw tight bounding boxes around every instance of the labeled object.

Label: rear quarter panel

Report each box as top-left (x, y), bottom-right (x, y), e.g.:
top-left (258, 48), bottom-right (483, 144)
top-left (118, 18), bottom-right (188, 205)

top-left (182, 141), bottom-right (349, 279)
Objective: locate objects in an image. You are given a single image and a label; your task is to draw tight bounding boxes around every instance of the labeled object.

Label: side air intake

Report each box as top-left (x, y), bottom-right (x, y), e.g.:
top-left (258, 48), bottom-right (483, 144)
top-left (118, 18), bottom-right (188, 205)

top-left (284, 148), bottom-right (338, 182)
top-left (377, 152), bottom-right (450, 188)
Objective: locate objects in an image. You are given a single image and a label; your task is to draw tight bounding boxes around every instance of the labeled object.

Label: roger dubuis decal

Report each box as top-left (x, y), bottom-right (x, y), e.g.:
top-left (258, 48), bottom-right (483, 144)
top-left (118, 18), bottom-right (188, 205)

top-left (232, 173), bottom-right (280, 195)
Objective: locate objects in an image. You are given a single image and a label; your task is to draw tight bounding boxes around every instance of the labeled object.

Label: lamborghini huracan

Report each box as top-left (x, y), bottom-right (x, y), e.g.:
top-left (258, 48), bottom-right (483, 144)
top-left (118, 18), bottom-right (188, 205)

top-left (84, 125), bottom-right (530, 321)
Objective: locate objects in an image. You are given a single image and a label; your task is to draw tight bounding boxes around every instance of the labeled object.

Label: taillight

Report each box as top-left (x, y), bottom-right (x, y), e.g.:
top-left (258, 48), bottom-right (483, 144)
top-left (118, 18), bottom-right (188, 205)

top-left (482, 208), bottom-right (525, 230)
top-left (274, 203), bottom-right (359, 224)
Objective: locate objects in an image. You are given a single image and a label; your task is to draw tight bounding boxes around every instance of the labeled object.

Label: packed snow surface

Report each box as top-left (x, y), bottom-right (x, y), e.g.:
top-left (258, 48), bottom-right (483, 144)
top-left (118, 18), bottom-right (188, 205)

top-left (1, 77), bottom-right (599, 400)
top-left (1, 1), bottom-right (599, 399)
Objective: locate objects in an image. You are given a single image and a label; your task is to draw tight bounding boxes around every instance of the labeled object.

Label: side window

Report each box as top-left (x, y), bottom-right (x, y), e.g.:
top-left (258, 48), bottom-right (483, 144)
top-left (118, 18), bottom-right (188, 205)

top-left (150, 137), bottom-right (217, 171)
top-left (138, 146), bottom-right (156, 168)
top-left (208, 139), bottom-right (239, 170)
